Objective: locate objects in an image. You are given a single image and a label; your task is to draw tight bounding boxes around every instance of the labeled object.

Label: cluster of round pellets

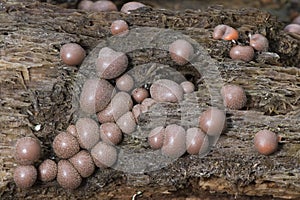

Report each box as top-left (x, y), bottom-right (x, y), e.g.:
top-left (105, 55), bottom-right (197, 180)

top-left (13, 137), bottom-right (41, 189)
top-left (213, 24), bottom-right (269, 62)
top-left (13, 2), bottom-right (282, 190)
top-left (284, 15), bottom-right (300, 35)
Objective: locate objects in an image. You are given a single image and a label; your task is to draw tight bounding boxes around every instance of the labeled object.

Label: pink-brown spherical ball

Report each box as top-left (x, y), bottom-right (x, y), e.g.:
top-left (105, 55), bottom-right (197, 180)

top-left (254, 130), bottom-right (278, 155)
top-left (229, 45), bottom-right (254, 62)
top-left (111, 20), bottom-right (129, 35)
top-left (52, 132), bottom-right (80, 159)
top-left (169, 39), bottom-right (194, 65)
top-left (199, 107), bottom-right (226, 136)
top-left (60, 43), bottom-right (86, 66)
top-left (15, 137), bottom-right (41, 165)
top-left (57, 160), bottom-right (82, 190)
top-left (14, 165), bottom-right (37, 189)
top-left (38, 159), bottom-right (57, 182)
top-left (221, 84), bottom-right (247, 110)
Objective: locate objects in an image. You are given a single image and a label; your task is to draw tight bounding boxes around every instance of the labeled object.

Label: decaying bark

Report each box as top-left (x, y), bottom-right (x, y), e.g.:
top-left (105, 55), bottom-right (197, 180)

top-left (0, 0), bottom-right (299, 199)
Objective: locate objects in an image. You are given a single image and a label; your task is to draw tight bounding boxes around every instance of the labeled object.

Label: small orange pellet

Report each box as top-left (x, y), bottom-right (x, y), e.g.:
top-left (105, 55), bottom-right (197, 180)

top-left (213, 25), bottom-right (239, 41)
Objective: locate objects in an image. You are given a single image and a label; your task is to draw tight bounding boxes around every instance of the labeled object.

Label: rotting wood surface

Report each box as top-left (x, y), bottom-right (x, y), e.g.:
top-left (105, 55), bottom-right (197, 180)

top-left (0, 0), bottom-right (299, 199)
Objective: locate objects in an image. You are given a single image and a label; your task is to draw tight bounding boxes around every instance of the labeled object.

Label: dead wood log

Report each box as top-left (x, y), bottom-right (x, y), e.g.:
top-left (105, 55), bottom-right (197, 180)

top-left (0, 1), bottom-right (299, 199)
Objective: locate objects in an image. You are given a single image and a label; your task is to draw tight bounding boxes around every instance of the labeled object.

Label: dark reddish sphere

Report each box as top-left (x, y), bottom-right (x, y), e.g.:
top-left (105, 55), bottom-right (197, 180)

top-left (14, 165), bottom-right (37, 189)
top-left (60, 43), bottom-right (86, 66)
top-left (199, 107), bottom-right (226, 136)
top-left (52, 132), bottom-right (80, 159)
top-left (169, 39), bottom-right (194, 65)
top-left (38, 159), bottom-right (57, 182)
top-left (15, 137), bottom-right (41, 165)
top-left (254, 130), bottom-right (278, 155)
top-left (57, 160), bottom-right (82, 190)
top-left (221, 84), bottom-right (247, 110)
top-left (69, 150), bottom-right (95, 178)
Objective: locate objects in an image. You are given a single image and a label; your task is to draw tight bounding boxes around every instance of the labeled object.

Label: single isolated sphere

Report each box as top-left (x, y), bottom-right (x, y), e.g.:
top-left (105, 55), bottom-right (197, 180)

top-left (79, 78), bottom-right (114, 114)
top-left (38, 159), bottom-right (57, 182)
top-left (91, 141), bottom-right (118, 168)
top-left (69, 150), bottom-right (95, 178)
top-left (57, 160), bottom-right (82, 190)
top-left (132, 87), bottom-right (149, 103)
top-left (161, 124), bottom-right (186, 158)
top-left (90, 0), bottom-right (117, 12)
top-left (250, 34), bottom-right (269, 52)
top-left (75, 118), bottom-right (100, 150)
top-left (111, 20), bottom-right (129, 35)
top-left (116, 74), bottom-right (134, 92)
top-left (120, 2), bottom-right (146, 13)
top-left (60, 43), bottom-right (86, 66)
top-left (52, 132), bottom-right (80, 159)
top-left (15, 137), bottom-right (41, 165)
top-left (150, 79), bottom-right (184, 103)
top-left (213, 24), bottom-right (239, 41)
top-left (14, 165), bottom-right (37, 189)
top-left (180, 81), bottom-right (195, 94)
top-left (148, 126), bottom-right (165, 150)
top-left (100, 122), bottom-right (123, 145)
top-left (229, 45), bottom-right (254, 62)
top-left (169, 39), bottom-right (194, 65)
top-left (96, 47), bottom-right (128, 79)
top-left (186, 128), bottom-right (209, 155)
top-left (199, 107), bottom-right (226, 136)
top-left (254, 130), bottom-right (279, 155)
top-left (284, 24), bottom-right (300, 35)
top-left (221, 84), bottom-right (247, 110)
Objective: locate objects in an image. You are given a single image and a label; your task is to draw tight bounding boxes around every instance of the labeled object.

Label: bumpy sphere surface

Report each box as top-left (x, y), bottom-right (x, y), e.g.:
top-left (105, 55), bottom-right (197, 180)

top-left (14, 165), bottom-right (37, 189)
top-left (57, 160), bottom-right (82, 190)
top-left (254, 130), bottom-right (278, 155)
top-left (79, 78), bottom-right (114, 114)
top-left (221, 84), bottom-right (247, 110)
top-left (96, 47), bottom-right (128, 79)
top-left (15, 137), bottom-right (41, 165)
